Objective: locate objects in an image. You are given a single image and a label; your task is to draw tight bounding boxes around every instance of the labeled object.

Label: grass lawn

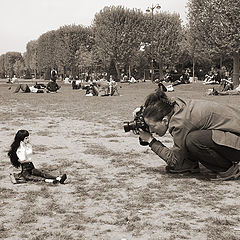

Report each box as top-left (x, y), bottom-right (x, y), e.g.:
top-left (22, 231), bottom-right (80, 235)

top-left (0, 80), bottom-right (239, 240)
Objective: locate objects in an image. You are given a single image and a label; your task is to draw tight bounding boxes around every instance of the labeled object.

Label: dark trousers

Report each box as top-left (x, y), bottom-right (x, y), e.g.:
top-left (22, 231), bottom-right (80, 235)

top-left (14, 84), bottom-right (30, 93)
top-left (20, 162), bottom-right (56, 182)
top-left (186, 130), bottom-right (240, 172)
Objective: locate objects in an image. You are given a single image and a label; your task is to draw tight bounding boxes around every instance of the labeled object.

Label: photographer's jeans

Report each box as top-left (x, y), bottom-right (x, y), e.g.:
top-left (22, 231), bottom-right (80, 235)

top-left (186, 130), bottom-right (240, 172)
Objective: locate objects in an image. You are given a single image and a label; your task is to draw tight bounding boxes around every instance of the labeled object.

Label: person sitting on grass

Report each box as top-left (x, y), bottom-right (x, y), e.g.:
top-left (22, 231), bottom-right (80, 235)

top-left (8, 130), bottom-right (67, 184)
top-left (209, 83), bottom-right (240, 96)
top-left (219, 78), bottom-right (234, 92)
top-left (96, 77), bottom-right (110, 96)
top-left (203, 73), bottom-right (219, 85)
top-left (218, 83), bottom-right (240, 95)
top-left (137, 89), bottom-right (240, 181)
top-left (46, 79), bottom-right (61, 93)
top-left (109, 76), bottom-right (120, 96)
top-left (85, 82), bottom-right (99, 96)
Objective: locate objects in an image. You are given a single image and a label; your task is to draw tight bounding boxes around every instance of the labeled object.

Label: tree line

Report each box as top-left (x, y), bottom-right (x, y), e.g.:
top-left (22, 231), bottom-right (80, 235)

top-left (0, 1), bottom-right (239, 85)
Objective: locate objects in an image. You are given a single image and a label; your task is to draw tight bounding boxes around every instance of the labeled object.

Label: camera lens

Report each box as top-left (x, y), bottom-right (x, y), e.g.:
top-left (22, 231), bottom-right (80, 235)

top-left (123, 121), bottom-right (137, 132)
top-left (123, 122), bottom-right (131, 132)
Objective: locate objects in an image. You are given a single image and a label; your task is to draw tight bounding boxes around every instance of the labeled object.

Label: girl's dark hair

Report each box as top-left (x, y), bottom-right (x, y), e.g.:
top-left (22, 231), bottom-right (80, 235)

top-left (143, 89), bottom-right (175, 121)
top-left (8, 130), bottom-right (29, 168)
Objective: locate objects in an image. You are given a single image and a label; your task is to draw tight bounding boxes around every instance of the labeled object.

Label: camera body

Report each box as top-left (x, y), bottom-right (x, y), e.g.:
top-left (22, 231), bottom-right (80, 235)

top-left (123, 106), bottom-right (149, 146)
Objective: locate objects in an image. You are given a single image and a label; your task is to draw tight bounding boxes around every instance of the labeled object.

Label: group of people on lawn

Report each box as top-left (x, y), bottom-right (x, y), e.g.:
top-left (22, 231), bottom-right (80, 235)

top-left (85, 75), bottom-right (119, 96)
top-left (72, 75), bottom-right (120, 96)
top-left (11, 70), bottom-right (120, 96)
top-left (11, 69), bottom-right (60, 93)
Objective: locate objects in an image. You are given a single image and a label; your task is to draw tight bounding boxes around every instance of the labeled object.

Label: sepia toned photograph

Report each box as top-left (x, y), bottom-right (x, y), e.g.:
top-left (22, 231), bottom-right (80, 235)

top-left (0, 0), bottom-right (239, 239)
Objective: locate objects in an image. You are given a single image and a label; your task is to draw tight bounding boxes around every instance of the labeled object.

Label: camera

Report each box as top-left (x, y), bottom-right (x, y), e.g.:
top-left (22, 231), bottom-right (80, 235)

top-left (123, 106), bottom-right (149, 146)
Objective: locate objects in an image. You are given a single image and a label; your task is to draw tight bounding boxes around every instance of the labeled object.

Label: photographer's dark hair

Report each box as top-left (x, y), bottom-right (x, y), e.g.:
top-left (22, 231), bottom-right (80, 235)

top-left (8, 130), bottom-right (29, 168)
top-left (143, 89), bottom-right (175, 121)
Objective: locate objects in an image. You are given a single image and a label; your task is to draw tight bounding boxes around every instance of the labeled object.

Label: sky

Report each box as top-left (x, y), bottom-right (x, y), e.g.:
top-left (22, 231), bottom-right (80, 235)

top-left (0, 0), bottom-right (189, 55)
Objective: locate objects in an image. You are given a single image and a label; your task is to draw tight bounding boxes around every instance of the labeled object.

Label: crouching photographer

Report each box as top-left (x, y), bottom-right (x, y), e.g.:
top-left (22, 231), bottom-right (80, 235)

top-left (124, 89), bottom-right (240, 181)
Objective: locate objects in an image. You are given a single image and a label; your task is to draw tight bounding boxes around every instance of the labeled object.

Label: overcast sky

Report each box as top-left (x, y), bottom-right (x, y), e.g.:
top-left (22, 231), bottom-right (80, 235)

top-left (0, 0), bottom-right (189, 55)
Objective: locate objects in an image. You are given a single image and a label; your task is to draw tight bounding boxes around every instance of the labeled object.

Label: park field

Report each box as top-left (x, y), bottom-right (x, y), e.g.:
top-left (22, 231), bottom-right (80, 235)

top-left (0, 80), bottom-right (239, 240)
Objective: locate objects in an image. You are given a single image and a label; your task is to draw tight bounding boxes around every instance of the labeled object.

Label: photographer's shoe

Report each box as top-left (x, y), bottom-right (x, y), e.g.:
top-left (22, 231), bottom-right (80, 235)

top-left (211, 163), bottom-right (240, 181)
top-left (166, 165), bottom-right (200, 174)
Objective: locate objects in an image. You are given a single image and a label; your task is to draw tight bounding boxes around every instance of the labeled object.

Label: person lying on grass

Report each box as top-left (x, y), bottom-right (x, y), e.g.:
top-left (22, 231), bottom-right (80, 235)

top-left (208, 83), bottom-right (240, 96)
top-left (8, 130), bottom-right (67, 184)
top-left (12, 83), bottom-right (46, 93)
top-left (138, 89), bottom-right (240, 181)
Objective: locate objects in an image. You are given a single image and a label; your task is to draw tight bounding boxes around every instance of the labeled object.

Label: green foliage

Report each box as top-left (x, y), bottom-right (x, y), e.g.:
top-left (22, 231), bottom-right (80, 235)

top-left (24, 40), bottom-right (38, 77)
top-left (178, 27), bottom-right (213, 74)
top-left (140, 12), bottom-right (183, 79)
top-left (0, 55), bottom-right (5, 77)
top-left (188, 0), bottom-right (240, 56)
top-left (31, 25), bottom-right (92, 77)
top-left (24, 69), bottom-right (32, 79)
top-left (37, 30), bottom-right (57, 75)
top-left (188, 0), bottom-right (240, 85)
top-left (0, 52), bottom-right (24, 78)
top-left (13, 59), bottom-right (25, 77)
top-left (55, 25), bottom-right (91, 76)
top-left (93, 6), bottom-right (145, 79)
top-left (152, 13), bottom-right (182, 65)
top-left (75, 45), bottom-right (92, 70)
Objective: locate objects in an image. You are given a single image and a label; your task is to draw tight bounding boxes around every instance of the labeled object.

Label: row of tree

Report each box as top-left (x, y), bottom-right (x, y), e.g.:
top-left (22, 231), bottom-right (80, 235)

top-left (188, 0), bottom-right (240, 85)
top-left (0, 0), bottom-right (239, 85)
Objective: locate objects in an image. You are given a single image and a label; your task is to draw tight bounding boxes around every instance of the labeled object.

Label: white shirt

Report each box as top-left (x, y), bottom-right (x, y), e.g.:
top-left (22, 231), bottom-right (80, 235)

top-left (16, 142), bottom-right (33, 163)
top-left (29, 86), bottom-right (39, 93)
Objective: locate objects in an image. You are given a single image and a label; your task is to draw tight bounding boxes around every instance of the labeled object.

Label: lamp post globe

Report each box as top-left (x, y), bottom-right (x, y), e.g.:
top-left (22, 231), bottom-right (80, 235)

top-left (146, 4), bottom-right (161, 82)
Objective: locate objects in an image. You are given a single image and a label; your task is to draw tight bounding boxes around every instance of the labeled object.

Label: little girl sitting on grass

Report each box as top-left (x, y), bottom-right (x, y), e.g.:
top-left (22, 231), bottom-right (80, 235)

top-left (8, 129), bottom-right (67, 184)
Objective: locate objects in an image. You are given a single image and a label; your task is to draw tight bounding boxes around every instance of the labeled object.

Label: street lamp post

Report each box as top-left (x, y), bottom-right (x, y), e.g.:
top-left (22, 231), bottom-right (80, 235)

top-left (146, 4), bottom-right (161, 82)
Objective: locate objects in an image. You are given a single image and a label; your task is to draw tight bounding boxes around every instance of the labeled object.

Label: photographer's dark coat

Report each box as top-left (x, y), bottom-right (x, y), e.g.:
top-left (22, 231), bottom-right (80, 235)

top-left (150, 97), bottom-right (240, 167)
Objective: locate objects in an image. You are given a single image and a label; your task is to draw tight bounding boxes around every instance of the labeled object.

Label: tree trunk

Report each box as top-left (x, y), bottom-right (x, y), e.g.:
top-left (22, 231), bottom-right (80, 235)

top-left (232, 52), bottom-right (240, 87)
top-left (219, 56), bottom-right (223, 68)
top-left (114, 61), bottom-right (121, 81)
top-left (158, 59), bottom-right (163, 81)
top-left (193, 56), bottom-right (195, 79)
top-left (128, 65), bottom-right (131, 79)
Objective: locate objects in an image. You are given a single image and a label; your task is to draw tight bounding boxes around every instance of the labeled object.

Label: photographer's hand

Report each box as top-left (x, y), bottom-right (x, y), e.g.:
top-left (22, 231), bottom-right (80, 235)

top-left (139, 130), bottom-right (154, 143)
top-left (132, 107), bottom-right (141, 118)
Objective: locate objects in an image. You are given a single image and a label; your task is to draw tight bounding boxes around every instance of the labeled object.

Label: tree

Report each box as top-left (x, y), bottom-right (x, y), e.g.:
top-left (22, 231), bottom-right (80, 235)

top-left (0, 54), bottom-right (6, 78)
top-left (188, 0), bottom-right (240, 86)
top-left (55, 25), bottom-right (92, 77)
top-left (13, 59), bottom-right (25, 78)
top-left (142, 12), bottom-right (183, 80)
top-left (93, 6), bottom-right (145, 80)
top-left (178, 26), bottom-right (213, 79)
top-left (75, 45), bottom-right (92, 74)
top-left (3, 52), bottom-right (23, 78)
top-left (24, 40), bottom-right (38, 78)
top-left (37, 30), bottom-right (57, 79)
